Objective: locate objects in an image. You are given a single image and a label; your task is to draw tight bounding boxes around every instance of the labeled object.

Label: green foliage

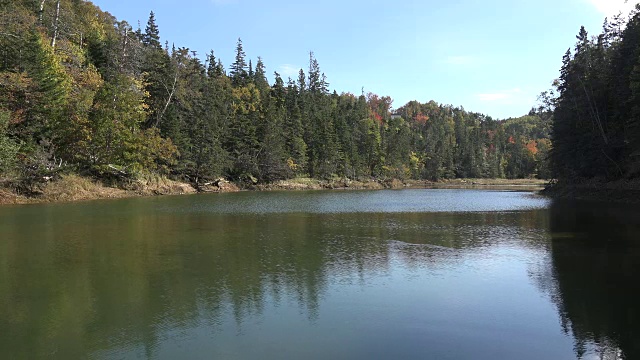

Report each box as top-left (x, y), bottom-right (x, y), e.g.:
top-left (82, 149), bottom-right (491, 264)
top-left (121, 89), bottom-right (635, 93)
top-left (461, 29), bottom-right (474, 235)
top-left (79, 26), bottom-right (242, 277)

top-left (143, 11), bottom-right (161, 49)
top-left (0, 0), bottom-right (550, 186)
top-left (229, 38), bottom-right (248, 87)
top-left (551, 8), bottom-right (640, 180)
top-left (0, 109), bottom-right (19, 174)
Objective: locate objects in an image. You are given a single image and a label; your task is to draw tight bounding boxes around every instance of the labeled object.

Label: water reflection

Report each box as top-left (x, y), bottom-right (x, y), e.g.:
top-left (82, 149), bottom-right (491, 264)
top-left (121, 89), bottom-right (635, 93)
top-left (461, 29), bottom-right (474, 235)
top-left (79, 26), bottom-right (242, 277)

top-left (2, 191), bottom-right (636, 359)
top-left (544, 200), bottom-right (640, 360)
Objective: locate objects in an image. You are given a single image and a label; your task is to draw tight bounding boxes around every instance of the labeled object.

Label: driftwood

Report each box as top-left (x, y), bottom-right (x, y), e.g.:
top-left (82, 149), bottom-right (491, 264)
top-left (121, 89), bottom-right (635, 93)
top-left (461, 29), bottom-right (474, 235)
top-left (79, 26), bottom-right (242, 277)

top-left (200, 178), bottom-right (225, 187)
top-left (106, 165), bottom-right (134, 182)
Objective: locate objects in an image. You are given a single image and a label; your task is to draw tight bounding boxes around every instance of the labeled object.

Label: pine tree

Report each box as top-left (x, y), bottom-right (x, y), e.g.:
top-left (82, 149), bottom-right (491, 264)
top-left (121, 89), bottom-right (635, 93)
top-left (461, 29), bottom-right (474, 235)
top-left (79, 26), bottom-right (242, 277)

top-left (284, 78), bottom-right (308, 174)
top-left (143, 11), bottom-right (161, 49)
top-left (253, 56), bottom-right (269, 94)
top-left (229, 38), bottom-right (248, 87)
top-left (141, 30), bottom-right (175, 128)
top-left (182, 55), bottom-right (228, 185)
top-left (206, 50), bottom-right (224, 78)
top-left (0, 0), bottom-right (556, 186)
top-left (307, 52), bottom-right (321, 93)
top-left (257, 73), bottom-right (288, 181)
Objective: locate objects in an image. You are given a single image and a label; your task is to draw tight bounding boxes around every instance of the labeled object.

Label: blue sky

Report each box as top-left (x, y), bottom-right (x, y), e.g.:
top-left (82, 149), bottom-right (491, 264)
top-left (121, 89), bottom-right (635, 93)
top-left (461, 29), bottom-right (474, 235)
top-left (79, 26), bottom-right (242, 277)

top-left (92, 0), bottom-right (635, 119)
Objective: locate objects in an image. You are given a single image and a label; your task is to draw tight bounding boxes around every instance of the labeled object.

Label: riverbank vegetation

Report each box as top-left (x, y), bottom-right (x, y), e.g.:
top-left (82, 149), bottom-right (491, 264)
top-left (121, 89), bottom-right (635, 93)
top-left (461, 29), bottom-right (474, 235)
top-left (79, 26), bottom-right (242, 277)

top-left (0, 0), bottom-right (551, 203)
top-left (0, 173), bottom-right (197, 205)
top-left (545, 5), bottom-right (640, 199)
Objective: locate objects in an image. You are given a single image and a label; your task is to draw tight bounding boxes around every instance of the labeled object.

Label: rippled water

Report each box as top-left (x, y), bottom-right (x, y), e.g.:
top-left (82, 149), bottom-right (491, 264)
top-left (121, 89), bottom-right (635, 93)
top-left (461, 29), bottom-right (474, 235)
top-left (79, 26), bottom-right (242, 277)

top-left (1, 190), bottom-right (638, 359)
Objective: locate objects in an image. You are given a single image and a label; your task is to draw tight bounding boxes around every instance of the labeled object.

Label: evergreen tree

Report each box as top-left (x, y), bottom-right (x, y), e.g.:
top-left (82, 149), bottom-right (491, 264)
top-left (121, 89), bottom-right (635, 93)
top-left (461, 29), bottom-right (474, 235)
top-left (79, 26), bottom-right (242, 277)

top-left (229, 38), bottom-right (248, 87)
top-left (0, 0), bottom-right (554, 185)
top-left (284, 78), bottom-right (308, 174)
top-left (253, 56), bottom-right (269, 94)
top-left (143, 11), bottom-right (161, 49)
top-left (206, 50), bottom-right (224, 78)
top-left (257, 73), bottom-right (288, 181)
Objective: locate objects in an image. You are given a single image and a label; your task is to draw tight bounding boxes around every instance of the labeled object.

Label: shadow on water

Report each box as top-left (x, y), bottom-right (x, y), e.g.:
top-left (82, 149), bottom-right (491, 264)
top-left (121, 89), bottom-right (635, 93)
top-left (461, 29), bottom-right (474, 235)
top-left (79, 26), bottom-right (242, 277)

top-left (4, 190), bottom-right (639, 359)
top-left (545, 199), bottom-right (640, 360)
top-left (0, 191), bottom-right (552, 359)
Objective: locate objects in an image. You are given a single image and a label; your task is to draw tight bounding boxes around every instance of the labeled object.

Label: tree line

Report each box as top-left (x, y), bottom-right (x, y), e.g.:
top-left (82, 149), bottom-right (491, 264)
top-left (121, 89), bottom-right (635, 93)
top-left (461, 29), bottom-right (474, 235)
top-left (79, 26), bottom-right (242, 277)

top-left (549, 6), bottom-right (640, 182)
top-left (0, 0), bottom-right (550, 189)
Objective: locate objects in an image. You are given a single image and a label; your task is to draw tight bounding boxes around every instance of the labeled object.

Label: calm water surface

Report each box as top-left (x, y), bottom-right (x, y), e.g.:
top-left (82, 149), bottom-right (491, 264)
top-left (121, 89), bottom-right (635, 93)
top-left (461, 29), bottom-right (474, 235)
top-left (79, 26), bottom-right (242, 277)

top-left (1, 189), bottom-right (639, 359)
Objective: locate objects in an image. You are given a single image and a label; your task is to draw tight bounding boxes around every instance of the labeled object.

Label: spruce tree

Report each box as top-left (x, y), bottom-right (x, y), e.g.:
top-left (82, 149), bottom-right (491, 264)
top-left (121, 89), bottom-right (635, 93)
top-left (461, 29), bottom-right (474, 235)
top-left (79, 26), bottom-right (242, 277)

top-left (143, 11), bottom-right (161, 49)
top-left (257, 73), bottom-right (288, 181)
top-left (253, 57), bottom-right (269, 94)
top-left (284, 78), bottom-right (308, 174)
top-left (229, 38), bottom-right (248, 86)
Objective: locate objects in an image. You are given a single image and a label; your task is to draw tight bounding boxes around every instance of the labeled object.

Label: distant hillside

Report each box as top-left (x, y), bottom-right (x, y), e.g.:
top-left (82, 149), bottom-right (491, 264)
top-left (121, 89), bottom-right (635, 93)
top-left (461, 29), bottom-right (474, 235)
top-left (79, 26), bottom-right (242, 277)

top-left (0, 0), bottom-right (550, 191)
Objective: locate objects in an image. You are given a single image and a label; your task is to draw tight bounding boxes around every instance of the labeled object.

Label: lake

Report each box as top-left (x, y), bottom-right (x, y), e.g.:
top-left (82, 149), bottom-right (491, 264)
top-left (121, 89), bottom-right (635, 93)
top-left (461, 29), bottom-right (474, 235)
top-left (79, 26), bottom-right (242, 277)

top-left (1, 189), bottom-right (639, 359)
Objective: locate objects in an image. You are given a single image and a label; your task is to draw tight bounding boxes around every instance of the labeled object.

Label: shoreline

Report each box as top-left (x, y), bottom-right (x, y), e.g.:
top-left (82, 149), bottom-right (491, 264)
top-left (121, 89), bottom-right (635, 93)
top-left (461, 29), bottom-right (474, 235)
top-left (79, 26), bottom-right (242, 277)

top-left (0, 174), bottom-right (201, 206)
top-left (541, 179), bottom-right (640, 204)
top-left (254, 178), bottom-right (547, 192)
top-left (0, 176), bottom-right (548, 206)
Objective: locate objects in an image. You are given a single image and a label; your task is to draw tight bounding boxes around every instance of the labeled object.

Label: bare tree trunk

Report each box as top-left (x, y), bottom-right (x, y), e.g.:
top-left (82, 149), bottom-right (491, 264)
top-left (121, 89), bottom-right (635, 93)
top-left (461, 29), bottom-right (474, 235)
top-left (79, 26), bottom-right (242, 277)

top-left (38, 0), bottom-right (46, 25)
top-left (579, 78), bottom-right (608, 144)
top-left (50, 0), bottom-right (60, 49)
top-left (154, 69), bottom-right (178, 127)
top-left (121, 27), bottom-right (128, 69)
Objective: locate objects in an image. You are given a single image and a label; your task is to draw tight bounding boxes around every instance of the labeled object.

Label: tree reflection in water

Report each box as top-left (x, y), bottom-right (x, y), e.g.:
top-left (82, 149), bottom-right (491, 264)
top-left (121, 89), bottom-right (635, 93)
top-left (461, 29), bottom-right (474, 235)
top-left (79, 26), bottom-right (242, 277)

top-left (3, 192), bottom-right (639, 359)
top-left (545, 200), bottom-right (640, 360)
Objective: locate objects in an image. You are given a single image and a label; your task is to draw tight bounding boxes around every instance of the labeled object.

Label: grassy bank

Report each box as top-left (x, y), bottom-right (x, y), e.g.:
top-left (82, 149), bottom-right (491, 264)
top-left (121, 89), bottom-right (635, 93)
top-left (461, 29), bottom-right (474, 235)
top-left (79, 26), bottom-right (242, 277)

top-left (0, 175), bottom-right (548, 206)
top-left (0, 174), bottom-right (198, 205)
top-left (254, 177), bottom-right (547, 191)
top-left (416, 178), bottom-right (547, 189)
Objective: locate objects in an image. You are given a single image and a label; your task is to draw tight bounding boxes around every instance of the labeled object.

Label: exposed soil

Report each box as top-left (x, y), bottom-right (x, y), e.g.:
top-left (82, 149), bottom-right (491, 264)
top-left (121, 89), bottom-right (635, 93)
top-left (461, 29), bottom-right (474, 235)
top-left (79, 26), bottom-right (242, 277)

top-left (0, 174), bottom-right (197, 205)
top-left (255, 177), bottom-right (548, 192)
top-left (1, 175), bottom-right (550, 206)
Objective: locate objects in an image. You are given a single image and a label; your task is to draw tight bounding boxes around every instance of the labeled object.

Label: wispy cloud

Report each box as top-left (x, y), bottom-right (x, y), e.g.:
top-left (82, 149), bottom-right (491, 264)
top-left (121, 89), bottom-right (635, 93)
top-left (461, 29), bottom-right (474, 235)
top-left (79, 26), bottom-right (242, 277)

top-left (477, 88), bottom-right (523, 102)
top-left (278, 64), bottom-right (300, 78)
top-left (445, 55), bottom-right (476, 66)
top-left (588, 0), bottom-right (636, 16)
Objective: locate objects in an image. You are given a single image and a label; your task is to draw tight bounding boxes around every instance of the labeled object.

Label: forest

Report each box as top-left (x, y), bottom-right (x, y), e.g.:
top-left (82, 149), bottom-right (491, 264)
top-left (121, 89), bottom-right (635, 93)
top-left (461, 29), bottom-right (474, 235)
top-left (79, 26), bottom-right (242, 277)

top-left (550, 6), bottom-right (640, 184)
top-left (0, 0), bottom-right (551, 192)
